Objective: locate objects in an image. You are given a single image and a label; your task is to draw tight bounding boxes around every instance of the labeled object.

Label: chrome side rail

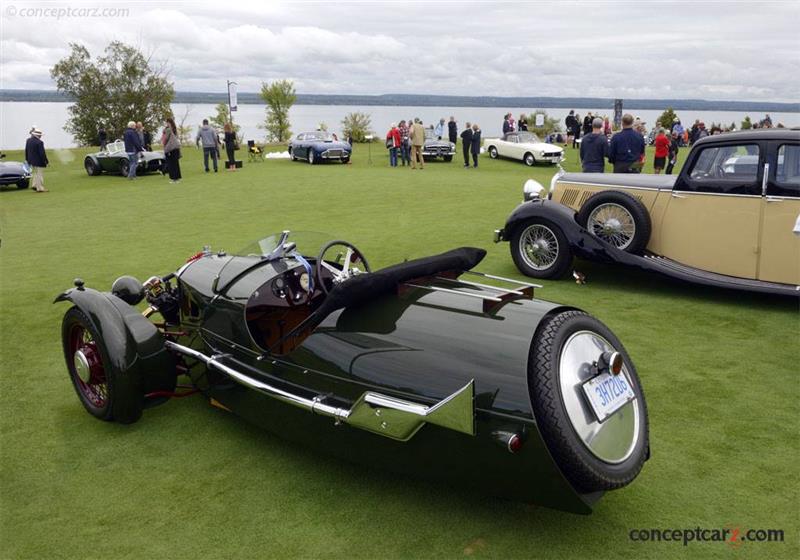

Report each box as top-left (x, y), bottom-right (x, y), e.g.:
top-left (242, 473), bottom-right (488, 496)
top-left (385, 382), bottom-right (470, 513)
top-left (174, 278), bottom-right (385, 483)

top-left (465, 270), bottom-right (542, 289)
top-left (405, 283), bottom-right (502, 302)
top-left (165, 341), bottom-right (475, 441)
top-left (435, 277), bottom-right (525, 296)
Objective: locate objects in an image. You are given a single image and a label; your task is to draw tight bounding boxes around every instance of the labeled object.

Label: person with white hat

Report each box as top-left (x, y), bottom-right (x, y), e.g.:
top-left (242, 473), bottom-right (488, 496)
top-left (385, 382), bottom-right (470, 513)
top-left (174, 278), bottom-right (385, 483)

top-left (24, 127), bottom-right (49, 192)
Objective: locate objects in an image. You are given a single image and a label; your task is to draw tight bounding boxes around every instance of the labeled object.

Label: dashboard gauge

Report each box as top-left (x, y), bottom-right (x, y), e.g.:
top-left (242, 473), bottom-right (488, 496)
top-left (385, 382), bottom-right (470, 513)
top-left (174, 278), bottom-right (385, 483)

top-left (299, 272), bottom-right (310, 292)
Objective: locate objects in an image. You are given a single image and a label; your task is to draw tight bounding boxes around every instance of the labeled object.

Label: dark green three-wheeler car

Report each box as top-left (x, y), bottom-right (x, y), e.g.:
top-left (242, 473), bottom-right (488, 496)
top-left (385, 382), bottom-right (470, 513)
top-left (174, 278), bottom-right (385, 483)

top-left (55, 231), bottom-right (649, 514)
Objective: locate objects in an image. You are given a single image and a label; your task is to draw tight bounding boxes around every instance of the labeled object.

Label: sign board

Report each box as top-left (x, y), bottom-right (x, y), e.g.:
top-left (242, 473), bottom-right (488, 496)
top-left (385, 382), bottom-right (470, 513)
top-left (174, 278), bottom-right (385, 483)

top-left (228, 82), bottom-right (238, 112)
top-left (534, 113), bottom-right (545, 127)
top-left (613, 99), bottom-right (623, 130)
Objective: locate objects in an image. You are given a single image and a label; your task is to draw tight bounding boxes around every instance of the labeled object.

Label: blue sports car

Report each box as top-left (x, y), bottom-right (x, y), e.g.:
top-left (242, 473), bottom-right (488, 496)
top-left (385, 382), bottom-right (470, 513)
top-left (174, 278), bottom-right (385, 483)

top-left (289, 132), bottom-right (352, 164)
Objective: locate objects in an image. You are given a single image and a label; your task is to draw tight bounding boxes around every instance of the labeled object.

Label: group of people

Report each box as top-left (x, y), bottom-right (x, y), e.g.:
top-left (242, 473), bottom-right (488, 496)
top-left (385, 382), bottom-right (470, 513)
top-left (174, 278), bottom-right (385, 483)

top-left (385, 117), bottom-right (482, 169)
top-left (566, 110), bottom-right (613, 147)
top-left (579, 113), bottom-right (681, 175)
top-left (194, 120), bottom-right (238, 173)
top-left (122, 119), bottom-right (182, 182)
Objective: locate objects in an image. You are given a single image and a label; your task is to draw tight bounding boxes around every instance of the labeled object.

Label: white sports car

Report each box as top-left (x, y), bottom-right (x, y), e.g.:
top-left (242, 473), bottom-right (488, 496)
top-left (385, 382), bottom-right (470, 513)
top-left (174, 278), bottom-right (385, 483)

top-left (484, 131), bottom-right (564, 166)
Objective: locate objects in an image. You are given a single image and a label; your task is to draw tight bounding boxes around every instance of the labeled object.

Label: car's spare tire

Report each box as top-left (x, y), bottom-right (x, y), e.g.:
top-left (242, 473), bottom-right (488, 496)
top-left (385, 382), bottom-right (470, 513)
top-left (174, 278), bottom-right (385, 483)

top-left (576, 191), bottom-right (651, 253)
top-left (528, 310), bottom-right (649, 493)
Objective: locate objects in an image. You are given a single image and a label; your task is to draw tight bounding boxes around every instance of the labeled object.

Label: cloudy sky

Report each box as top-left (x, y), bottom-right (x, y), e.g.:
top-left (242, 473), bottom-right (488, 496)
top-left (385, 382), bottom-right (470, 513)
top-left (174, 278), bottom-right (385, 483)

top-left (1, 0), bottom-right (798, 102)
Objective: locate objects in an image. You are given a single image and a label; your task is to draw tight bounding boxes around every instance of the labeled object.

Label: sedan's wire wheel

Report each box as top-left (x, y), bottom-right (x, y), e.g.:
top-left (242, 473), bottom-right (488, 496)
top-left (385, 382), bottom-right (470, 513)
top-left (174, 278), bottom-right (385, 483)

top-left (510, 219), bottom-right (573, 279)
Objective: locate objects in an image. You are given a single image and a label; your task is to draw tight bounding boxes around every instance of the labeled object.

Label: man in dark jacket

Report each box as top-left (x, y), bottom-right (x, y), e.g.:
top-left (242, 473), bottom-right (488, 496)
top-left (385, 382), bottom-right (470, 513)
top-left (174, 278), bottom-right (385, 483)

top-left (579, 118), bottom-right (608, 172)
top-left (460, 122), bottom-right (473, 168)
top-left (608, 114), bottom-right (645, 173)
top-left (25, 127), bottom-right (49, 192)
top-left (470, 124), bottom-right (481, 168)
top-left (448, 117), bottom-right (458, 145)
top-left (502, 113), bottom-right (512, 135)
top-left (98, 126), bottom-right (107, 150)
top-left (565, 110), bottom-right (577, 146)
top-left (123, 121), bottom-right (144, 179)
top-left (582, 112), bottom-right (593, 136)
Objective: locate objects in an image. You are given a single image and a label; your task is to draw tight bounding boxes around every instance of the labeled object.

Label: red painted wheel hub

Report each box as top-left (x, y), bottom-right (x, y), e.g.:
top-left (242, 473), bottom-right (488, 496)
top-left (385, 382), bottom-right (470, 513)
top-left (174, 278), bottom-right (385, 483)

top-left (69, 325), bottom-right (108, 408)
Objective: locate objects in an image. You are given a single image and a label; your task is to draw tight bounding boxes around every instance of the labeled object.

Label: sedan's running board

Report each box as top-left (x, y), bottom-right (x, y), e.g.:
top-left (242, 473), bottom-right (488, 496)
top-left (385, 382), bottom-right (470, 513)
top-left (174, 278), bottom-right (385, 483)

top-left (165, 341), bottom-right (475, 441)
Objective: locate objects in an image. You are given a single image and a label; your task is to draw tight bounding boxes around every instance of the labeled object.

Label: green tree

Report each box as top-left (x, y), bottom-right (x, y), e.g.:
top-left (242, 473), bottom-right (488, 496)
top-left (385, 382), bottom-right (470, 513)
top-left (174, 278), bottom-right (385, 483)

top-left (741, 116), bottom-right (752, 130)
top-left (208, 103), bottom-right (241, 136)
top-left (259, 79), bottom-right (296, 142)
top-left (528, 110), bottom-right (562, 136)
top-left (50, 42), bottom-right (174, 146)
top-left (341, 112), bottom-right (373, 142)
top-left (657, 107), bottom-right (678, 130)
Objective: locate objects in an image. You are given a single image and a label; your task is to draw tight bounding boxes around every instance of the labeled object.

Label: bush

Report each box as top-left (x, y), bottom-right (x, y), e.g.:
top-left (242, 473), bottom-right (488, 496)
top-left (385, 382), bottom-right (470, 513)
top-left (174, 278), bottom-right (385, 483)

top-left (341, 112), bottom-right (374, 142)
top-left (657, 107), bottom-right (678, 130)
top-left (741, 116), bottom-right (752, 130)
top-left (528, 110), bottom-right (562, 136)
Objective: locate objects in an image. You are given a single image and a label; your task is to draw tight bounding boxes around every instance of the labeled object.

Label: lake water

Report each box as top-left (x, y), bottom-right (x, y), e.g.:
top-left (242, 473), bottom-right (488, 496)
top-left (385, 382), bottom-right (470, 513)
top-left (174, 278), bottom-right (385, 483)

top-left (1, 101), bottom-right (797, 150)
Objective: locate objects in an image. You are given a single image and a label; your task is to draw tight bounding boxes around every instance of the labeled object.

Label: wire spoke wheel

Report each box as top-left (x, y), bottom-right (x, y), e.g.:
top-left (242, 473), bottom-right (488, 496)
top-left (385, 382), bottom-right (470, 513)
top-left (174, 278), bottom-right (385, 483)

top-left (587, 203), bottom-right (636, 250)
top-left (68, 323), bottom-right (109, 409)
top-left (520, 224), bottom-right (559, 271)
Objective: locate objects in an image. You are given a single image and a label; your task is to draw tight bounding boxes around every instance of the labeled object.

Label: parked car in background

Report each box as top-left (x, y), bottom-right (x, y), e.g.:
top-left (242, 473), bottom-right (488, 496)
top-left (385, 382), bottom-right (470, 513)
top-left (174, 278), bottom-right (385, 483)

top-left (494, 129), bottom-right (800, 296)
top-left (54, 230), bottom-right (649, 514)
top-left (484, 131), bottom-right (564, 166)
top-left (422, 128), bottom-right (455, 162)
top-left (84, 140), bottom-right (165, 177)
top-left (289, 132), bottom-right (352, 164)
top-left (0, 153), bottom-right (31, 190)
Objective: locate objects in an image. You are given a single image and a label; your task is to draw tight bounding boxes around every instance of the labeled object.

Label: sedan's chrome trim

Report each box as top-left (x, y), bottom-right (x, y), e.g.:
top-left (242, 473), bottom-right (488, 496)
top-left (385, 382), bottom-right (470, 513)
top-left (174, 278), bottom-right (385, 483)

top-left (556, 181), bottom-right (663, 192)
top-left (165, 341), bottom-right (475, 441)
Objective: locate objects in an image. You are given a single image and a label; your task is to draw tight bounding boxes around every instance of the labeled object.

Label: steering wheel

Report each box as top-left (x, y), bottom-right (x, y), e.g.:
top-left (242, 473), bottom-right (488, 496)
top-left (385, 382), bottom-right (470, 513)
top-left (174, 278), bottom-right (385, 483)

top-left (315, 240), bottom-right (371, 294)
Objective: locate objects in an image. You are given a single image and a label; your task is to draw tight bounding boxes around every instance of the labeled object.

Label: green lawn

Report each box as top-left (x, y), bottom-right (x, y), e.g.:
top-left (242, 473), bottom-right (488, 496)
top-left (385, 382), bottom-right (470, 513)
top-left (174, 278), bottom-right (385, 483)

top-left (1, 143), bottom-right (797, 559)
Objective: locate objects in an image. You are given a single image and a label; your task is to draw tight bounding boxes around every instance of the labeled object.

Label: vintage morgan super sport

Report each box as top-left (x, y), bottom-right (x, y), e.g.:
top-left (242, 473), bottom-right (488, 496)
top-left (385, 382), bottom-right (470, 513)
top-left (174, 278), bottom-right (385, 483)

top-left (495, 130), bottom-right (800, 296)
top-left (55, 231), bottom-right (649, 514)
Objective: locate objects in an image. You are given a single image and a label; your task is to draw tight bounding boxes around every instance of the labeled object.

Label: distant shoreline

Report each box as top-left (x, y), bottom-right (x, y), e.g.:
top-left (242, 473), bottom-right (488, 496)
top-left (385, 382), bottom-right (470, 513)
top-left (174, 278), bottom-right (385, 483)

top-left (1, 89), bottom-right (798, 113)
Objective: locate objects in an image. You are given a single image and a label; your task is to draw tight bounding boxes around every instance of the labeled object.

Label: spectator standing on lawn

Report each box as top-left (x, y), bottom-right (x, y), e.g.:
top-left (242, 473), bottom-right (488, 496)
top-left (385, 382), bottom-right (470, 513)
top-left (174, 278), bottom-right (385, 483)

top-left (518, 113), bottom-right (528, 131)
top-left (123, 121), bottom-right (144, 180)
top-left (460, 122), bottom-right (473, 168)
top-left (143, 127), bottom-right (152, 151)
top-left (503, 113), bottom-right (512, 135)
top-left (448, 116), bottom-right (458, 144)
top-left (565, 110), bottom-right (577, 146)
top-left (136, 121), bottom-right (145, 147)
top-left (410, 118), bottom-right (425, 169)
top-left (603, 116), bottom-right (612, 137)
top-left (582, 112), bottom-right (593, 136)
top-left (579, 118), bottom-right (608, 173)
top-left (196, 119), bottom-right (220, 173)
top-left (461, 123), bottom-right (472, 168)
top-left (25, 127), bottom-right (49, 192)
top-left (162, 117), bottom-right (182, 183)
top-left (653, 128), bottom-right (670, 174)
top-left (666, 130), bottom-right (680, 175)
top-left (98, 126), bottom-right (107, 150)
top-left (223, 122), bottom-right (237, 171)
top-left (571, 113), bottom-right (582, 149)
top-left (434, 118), bottom-right (445, 140)
top-left (608, 114), bottom-right (645, 173)
top-left (470, 123), bottom-right (481, 168)
top-left (398, 120), bottom-right (410, 166)
top-left (385, 123), bottom-right (401, 167)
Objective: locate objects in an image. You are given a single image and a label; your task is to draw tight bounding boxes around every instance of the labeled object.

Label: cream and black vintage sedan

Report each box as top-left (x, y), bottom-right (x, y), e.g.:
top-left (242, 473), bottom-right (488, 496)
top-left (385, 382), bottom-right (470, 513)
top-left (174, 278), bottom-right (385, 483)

top-left (484, 131), bottom-right (564, 166)
top-left (494, 129), bottom-right (800, 296)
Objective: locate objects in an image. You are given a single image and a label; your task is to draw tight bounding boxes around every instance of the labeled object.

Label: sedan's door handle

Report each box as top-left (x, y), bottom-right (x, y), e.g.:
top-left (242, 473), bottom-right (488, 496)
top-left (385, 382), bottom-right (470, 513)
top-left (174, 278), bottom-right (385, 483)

top-left (671, 192), bottom-right (687, 199)
top-left (766, 197), bottom-right (783, 203)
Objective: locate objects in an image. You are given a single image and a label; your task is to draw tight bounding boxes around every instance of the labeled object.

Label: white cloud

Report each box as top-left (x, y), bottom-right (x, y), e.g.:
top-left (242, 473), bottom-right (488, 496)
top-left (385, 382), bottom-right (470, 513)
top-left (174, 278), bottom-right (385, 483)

top-left (0, 0), bottom-right (798, 101)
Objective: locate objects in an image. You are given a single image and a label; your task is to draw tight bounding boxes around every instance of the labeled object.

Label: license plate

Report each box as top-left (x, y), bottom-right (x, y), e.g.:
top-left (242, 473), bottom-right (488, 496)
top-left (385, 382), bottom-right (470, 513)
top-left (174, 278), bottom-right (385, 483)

top-left (582, 372), bottom-right (635, 422)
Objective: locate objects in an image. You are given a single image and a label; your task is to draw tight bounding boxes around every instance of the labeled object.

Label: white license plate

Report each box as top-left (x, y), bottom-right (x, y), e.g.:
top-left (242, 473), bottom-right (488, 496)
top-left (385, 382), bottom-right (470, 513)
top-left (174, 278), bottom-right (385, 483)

top-left (582, 372), bottom-right (635, 422)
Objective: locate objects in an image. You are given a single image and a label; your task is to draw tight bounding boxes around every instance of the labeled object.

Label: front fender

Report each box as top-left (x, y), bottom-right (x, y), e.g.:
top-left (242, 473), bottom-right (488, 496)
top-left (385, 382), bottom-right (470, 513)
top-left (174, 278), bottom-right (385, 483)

top-left (54, 286), bottom-right (175, 396)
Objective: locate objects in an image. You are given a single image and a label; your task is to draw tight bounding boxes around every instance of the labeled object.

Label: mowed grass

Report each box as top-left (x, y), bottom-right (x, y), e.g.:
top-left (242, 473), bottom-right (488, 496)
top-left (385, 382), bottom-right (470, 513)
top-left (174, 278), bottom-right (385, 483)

top-left (0, 141), bottom-right (798, 560)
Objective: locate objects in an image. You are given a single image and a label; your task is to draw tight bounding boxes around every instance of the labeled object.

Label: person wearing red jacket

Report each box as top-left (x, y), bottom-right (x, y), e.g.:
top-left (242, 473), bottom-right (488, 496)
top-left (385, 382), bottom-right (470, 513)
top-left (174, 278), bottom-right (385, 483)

top-left (653, 128), bottom-right (670, 174)
top-left (386, 123), bottom-right (401, 167)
